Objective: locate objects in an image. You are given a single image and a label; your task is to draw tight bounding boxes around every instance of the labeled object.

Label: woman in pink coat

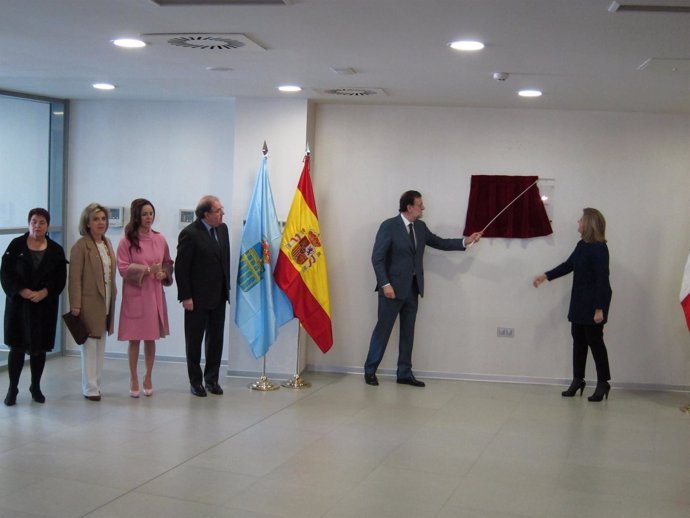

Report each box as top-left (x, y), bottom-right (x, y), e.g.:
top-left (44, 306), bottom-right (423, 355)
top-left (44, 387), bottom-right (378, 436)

top-left (117, 199), bottom-right (173, 397)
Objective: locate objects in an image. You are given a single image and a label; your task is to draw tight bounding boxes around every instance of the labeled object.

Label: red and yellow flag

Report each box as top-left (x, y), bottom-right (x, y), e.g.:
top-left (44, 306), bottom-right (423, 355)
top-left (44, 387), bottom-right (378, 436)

top-left (275, 154), bottom-right (333, 352)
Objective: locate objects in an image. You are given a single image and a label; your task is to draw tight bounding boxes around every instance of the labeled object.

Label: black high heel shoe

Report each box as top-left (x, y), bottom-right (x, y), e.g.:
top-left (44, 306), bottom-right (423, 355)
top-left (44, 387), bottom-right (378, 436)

top-left (588, 381), bottom-right (611, 402)
top-left (29, 385), bottom-right (46, 404)
top-left (561, 378), bottom-right (586, 397)
top-left (4, 387), bottom-right (19, 406)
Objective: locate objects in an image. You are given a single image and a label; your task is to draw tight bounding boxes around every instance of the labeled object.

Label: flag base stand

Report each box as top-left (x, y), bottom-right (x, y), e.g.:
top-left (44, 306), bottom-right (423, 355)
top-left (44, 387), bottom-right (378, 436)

top-left (282, 374), bottom-right (311, 389)
top-left (248, 357), bottom-right (280, 391)
top-left (680, 403), bottom-right (690, 415)
top-left (282, 324), bottom-right (311, 389)
top-left (248, 375), bottom-right (280, 391)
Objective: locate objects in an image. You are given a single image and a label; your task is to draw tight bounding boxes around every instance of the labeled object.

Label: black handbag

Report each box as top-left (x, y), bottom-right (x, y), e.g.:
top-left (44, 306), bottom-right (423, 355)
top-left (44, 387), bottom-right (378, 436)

top-left (62, 312), bottom-right (89, 344)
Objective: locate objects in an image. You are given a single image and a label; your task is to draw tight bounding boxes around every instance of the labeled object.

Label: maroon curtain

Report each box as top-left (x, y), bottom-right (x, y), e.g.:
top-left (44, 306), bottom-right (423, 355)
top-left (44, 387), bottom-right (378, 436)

top-left (463, 175), bottom-right (552, 238)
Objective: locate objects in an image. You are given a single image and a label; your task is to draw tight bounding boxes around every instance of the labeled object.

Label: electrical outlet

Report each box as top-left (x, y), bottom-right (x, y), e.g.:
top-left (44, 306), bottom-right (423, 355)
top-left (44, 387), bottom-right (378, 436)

top-left (497, 327), bottom-right (514, 338)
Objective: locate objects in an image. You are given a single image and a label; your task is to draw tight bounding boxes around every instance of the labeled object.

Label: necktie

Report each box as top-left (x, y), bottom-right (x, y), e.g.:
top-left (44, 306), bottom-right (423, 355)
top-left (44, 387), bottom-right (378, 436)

top-left (408, 223), bottom-right (416, 252)
top-left (210, 227), bottom-right (218, 243)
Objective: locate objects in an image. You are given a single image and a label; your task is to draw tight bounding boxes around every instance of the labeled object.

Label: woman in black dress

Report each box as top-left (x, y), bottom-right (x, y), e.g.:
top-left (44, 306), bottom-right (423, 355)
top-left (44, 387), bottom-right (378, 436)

top-left (533, 208), bottom-right (612, 402)
top-left (1, 208), bottom-right (67, 406)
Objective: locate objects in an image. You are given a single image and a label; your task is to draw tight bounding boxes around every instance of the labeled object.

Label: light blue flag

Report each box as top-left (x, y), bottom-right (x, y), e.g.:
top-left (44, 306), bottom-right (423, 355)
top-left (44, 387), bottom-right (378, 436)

top-left (235, 156), bottom-right (294, 358)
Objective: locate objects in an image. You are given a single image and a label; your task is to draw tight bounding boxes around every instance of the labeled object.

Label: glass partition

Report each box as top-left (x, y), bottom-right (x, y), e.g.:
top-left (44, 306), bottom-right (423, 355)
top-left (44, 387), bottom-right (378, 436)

top-left (0, 90), bottom-right (67, 366)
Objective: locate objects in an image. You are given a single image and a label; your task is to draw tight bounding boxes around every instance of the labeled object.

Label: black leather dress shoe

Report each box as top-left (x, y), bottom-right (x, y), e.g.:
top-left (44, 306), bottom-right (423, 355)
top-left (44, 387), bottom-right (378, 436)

top-left (190, 384), bottom-right (207, 397)
top-left (364, 373), bottom-right (379, 386)
top-left (205, 382), bottom-right (223, 395)
top-left (397, 375), bottom-right (425, 387)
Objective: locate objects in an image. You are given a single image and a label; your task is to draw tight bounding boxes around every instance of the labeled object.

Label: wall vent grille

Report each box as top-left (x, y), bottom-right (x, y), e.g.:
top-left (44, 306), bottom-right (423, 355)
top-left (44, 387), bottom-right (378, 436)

top-left (609, 1), bottom-right (690, 13)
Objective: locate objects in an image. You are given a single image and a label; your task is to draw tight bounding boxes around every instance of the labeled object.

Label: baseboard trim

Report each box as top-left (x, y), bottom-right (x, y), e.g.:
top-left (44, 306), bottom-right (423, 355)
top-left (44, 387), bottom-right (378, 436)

top-left (58, 351), bottom-right (690, 393)
top-left (306, 364), bottom-right (690, 393)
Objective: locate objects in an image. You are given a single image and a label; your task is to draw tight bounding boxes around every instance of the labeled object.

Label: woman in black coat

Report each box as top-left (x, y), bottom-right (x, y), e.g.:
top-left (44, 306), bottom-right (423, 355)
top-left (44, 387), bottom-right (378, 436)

top-left (533, 208), bottom-right (612, 402)
top-left (1, 208), bottom-right (67, 406)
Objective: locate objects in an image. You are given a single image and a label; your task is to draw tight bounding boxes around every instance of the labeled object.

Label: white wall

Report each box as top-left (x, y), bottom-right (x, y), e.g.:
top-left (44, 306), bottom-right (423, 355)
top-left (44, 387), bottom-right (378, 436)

top-left (66, 100), bottom-right (235, 360)
top-left (66, 98), bottom-right (311, 379)
top-left (227, 98), bottom-right (309, 377)
top-left (311, 105), bottom-right (690, 388)
top-left (65, 99), bottom-right (690, 389)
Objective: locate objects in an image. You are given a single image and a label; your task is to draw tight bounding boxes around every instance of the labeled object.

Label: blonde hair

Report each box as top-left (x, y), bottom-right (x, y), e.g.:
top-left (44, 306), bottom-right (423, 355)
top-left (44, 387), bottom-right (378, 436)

top-left (78, 203), bottom-right (110, 236)
top-left (581, 207), bottom-right (606, 243)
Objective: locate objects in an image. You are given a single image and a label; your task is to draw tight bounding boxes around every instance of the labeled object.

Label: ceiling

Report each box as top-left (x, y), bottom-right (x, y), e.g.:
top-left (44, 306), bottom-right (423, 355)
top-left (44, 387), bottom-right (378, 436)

top-left (1, 0), bottom-right (689, 113)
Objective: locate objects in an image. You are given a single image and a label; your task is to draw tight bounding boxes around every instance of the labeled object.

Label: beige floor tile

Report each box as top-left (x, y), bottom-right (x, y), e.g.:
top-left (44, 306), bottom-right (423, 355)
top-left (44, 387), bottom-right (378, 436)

top-left (137, 464), bottom-right (258, 505)
top-left (82, 491), bottom-right (224, 518)
top-left (0, 476), bottom-right (123, 518)
top-left (0, 357), bottom-right (689, 517)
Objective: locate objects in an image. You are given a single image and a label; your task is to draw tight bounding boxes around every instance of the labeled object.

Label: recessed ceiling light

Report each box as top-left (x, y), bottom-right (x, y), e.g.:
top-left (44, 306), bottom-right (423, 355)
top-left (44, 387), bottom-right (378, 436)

top-left (448, 40), bottom-right (485, 51)
top-left (278, 85), bottom-right (302, 92)
top-left (112, 38), bottom-right (146, 48)
top-left (93, 83), bottom-right (116, 90)
top-left (518, 89), bottom-right (542, 98)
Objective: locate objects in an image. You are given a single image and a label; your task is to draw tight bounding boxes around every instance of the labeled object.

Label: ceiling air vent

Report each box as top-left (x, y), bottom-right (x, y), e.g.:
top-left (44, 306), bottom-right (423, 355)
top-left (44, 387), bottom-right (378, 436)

top-left (637, 58), bottom-right (690, 72)
top-left (608, 1), bottom-right (690, 13)
top-left (151, 1), bottom-right (291, 6)
top-left (169, 35), bottom-right (242, 50)
top-left (320, 88), bottom-right (387, 97)
top-left (142, 33), bottom-right (265, 51)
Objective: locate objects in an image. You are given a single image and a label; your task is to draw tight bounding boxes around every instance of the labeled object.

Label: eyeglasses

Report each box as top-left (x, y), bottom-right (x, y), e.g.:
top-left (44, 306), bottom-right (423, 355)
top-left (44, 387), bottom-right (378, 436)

top-left (211, 207), bottom-right (225, 213)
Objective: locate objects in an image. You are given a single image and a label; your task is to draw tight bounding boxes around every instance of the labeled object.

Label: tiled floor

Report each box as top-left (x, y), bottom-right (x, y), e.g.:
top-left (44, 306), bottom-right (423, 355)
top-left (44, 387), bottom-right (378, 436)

top-left (0, 356), bottom-right (689, 517)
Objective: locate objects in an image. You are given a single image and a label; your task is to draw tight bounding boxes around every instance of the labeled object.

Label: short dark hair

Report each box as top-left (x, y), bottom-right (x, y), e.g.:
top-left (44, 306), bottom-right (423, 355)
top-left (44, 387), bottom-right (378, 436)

top-left (28, 207), bottom-right (50, 225)
top-left (195, 195), bottom-right (218, 219)
top-left (399, 190), bottom-right (422, 213)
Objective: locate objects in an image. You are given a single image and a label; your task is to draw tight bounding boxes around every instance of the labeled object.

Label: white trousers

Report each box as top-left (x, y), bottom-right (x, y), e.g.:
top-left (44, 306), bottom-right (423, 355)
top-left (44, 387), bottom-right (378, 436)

top-left (81, 335), bottom-right (106, 397)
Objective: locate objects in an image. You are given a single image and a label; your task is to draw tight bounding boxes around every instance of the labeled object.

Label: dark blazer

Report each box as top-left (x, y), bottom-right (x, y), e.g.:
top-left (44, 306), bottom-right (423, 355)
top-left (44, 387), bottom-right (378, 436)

top-left (1, 233), bottom-right (67, 352)
top-left (546, 240), bottom-right (612, 324)
top-left (175, 219), bottom-right (230, 309)
top-left (372, 216), bottom-right (465, 299)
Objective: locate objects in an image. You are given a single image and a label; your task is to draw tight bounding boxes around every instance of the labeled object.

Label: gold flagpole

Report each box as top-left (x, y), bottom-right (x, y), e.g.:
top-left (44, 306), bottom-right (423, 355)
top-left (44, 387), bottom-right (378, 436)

top-left (248, 355), bottom-right (280, 391)
top-left (282, 143), bottom-right (313, 389)
top-left (282, 324), bottom-right (312, 389)
top-left (246, 140), bottom-right (280, 391)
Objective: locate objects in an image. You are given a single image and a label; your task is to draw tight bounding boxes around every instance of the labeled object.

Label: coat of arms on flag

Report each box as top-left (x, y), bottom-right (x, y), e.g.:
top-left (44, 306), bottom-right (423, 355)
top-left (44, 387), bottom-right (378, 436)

top-left (286, 229), bottom-right (322, 268)
top-left (238, 242), bottom-right (267, 292)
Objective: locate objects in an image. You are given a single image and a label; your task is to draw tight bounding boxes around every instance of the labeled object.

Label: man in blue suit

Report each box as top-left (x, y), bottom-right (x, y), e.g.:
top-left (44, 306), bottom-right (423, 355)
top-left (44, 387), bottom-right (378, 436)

top-left (364, 190), bottom-right (481, 387)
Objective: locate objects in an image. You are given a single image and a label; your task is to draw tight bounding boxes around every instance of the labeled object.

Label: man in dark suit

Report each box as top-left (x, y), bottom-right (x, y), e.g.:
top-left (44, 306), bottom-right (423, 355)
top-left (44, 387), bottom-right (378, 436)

top-left (364, 190), bottom-right (482, 387)
top-left (176, 195), bottom-right (231, 397)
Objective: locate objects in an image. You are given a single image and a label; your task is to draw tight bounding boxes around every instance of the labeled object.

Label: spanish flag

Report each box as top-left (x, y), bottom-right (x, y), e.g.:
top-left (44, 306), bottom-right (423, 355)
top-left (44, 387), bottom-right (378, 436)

top-left (275, 154), bottom-right (333, 352)
top-left (681, 251), bottom-right (690, 332)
